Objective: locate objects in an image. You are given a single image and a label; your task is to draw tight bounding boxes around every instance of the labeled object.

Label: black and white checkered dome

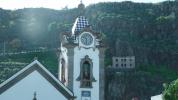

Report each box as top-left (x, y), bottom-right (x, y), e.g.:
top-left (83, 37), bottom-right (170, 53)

top-left (72, 16), bottom-right (89, 34)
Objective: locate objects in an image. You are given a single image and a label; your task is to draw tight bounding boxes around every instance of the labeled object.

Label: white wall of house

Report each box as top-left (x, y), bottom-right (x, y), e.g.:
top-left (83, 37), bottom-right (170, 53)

top-left (0, 71), bottom-right (67, 100)
top-left (73, 47), bottom-right (99, 100)
top-left (112, 56), bottom-right (135, 68)
top-left (151, 94), bottom-right (162, 100)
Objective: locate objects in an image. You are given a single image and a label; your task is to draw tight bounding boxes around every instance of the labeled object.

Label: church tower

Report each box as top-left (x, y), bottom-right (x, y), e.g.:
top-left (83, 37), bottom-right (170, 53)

top-left (58, 1), bottom-right (105, 100)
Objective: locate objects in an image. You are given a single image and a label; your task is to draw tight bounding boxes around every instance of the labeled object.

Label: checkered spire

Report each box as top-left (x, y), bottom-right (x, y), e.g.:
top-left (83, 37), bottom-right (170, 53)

top-left (72, 16), bottom-right (89, 35)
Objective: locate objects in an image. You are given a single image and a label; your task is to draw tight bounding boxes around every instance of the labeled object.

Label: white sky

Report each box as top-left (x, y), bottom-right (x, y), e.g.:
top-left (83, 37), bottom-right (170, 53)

top-left (0, 0), bottom-right (167, 10)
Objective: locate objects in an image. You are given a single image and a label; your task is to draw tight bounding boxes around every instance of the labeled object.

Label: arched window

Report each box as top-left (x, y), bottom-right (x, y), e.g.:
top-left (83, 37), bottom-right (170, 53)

top-left (61, 58), bottom-right (66, 84)
top-left (81, 61), bottom-right (91, 87)
top-left (77, 55), bottom-right (96, 88)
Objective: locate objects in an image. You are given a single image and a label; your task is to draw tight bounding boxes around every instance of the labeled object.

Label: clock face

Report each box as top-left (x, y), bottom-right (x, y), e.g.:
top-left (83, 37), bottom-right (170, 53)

top-left (81, 33), bottom-right (93, 46)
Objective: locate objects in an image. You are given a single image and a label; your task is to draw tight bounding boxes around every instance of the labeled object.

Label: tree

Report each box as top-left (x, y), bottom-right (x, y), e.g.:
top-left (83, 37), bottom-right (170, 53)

top-left (163, 79), bottom-right (178, 100)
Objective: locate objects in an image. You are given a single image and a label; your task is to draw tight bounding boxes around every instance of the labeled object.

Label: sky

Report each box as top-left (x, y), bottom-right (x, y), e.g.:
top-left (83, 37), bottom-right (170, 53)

top-left (0, 0), bottom-right (167, 10)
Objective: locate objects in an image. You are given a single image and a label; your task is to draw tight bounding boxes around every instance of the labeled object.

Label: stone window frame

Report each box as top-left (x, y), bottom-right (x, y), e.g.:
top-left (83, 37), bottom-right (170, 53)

top-left (76, 55), bottom-right (96, 88)
top-left (61, 58), bottom-right (66, 84)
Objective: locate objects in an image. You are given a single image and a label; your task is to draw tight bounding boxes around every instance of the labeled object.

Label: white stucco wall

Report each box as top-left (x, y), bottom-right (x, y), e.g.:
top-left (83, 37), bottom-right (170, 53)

top-left (73, 47), bottom-right (99, 100)
top-left (151, 94), bottom-right (162, 100)
top-left (0, 71), bottom-right (67, 100)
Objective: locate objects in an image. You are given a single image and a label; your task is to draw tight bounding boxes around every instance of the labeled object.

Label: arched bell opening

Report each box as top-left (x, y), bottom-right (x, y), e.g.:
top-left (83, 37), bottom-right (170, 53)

top-left (77, 55), bottom-right (96, 88)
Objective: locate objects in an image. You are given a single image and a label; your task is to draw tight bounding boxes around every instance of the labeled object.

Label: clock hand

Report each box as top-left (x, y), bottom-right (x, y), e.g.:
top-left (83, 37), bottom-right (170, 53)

top-left (84, 37), bottom-right (87, 45)
top-left (86, 37), bottom-right (89, 45)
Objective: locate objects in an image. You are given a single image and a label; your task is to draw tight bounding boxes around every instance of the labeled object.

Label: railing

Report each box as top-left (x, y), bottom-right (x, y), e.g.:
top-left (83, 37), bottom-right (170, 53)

top-left (0, 63), bottom-right (27, 68)
top-left (0, 48), bottom-right (57, 56)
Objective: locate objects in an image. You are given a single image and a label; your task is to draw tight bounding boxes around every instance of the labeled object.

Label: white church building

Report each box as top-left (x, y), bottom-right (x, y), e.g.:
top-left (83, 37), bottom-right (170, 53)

top-left (0, 2), bottom-right (105, 100)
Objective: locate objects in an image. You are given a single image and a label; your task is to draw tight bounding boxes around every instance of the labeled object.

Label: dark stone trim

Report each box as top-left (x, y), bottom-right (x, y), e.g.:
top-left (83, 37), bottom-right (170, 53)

top-left (79, 27), bottom-right (100, 37)
top-left (63, 43), bottom-right (78, 48)
top-left (0, 63), bottom-right (74, 100)
top-left (99, 47), bottom-right (105, 100)
top-left (76, 55), bottom-right (96, 88)
top-left (67, 48), bottom-right (74, 91)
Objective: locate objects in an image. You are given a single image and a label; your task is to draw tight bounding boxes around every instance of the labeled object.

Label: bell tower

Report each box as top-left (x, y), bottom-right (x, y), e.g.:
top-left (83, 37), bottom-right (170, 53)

top-left (59, 1), bottom-right (105, 100)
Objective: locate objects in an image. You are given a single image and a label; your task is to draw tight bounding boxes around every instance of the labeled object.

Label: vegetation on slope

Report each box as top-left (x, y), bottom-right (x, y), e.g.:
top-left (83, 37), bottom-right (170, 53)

top-left (0, 1), bottom-right (178, 99)
top-left (106, 66), bottom-right (178, 100)
top-left (0, 51), bottom-right (58, 83)
top-left (163, 78), bottom-right (178, 100)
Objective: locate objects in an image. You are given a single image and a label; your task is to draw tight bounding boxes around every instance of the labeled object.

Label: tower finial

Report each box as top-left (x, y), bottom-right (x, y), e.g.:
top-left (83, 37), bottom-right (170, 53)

top-left (33, 92), bottom-right (37, 100)
top-left (33, 57), bottom-right (38, 61)
top-left (78, 0), bottom-right (85, 16)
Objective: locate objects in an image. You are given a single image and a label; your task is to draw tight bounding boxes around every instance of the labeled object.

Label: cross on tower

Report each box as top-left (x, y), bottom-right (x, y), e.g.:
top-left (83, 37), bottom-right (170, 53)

top-left (33, 92), bottom-right (37, 100)
top-left (80, 0), bottom-right (83, 4)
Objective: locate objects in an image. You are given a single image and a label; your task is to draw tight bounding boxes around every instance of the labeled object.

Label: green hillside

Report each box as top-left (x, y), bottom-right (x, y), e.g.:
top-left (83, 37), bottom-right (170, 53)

top-left (0, 51), bottom-right (58, 83)
top-left (0, 1), bottom-right (178, 99)
top-left (0, 1), bottom-right (178, 69)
